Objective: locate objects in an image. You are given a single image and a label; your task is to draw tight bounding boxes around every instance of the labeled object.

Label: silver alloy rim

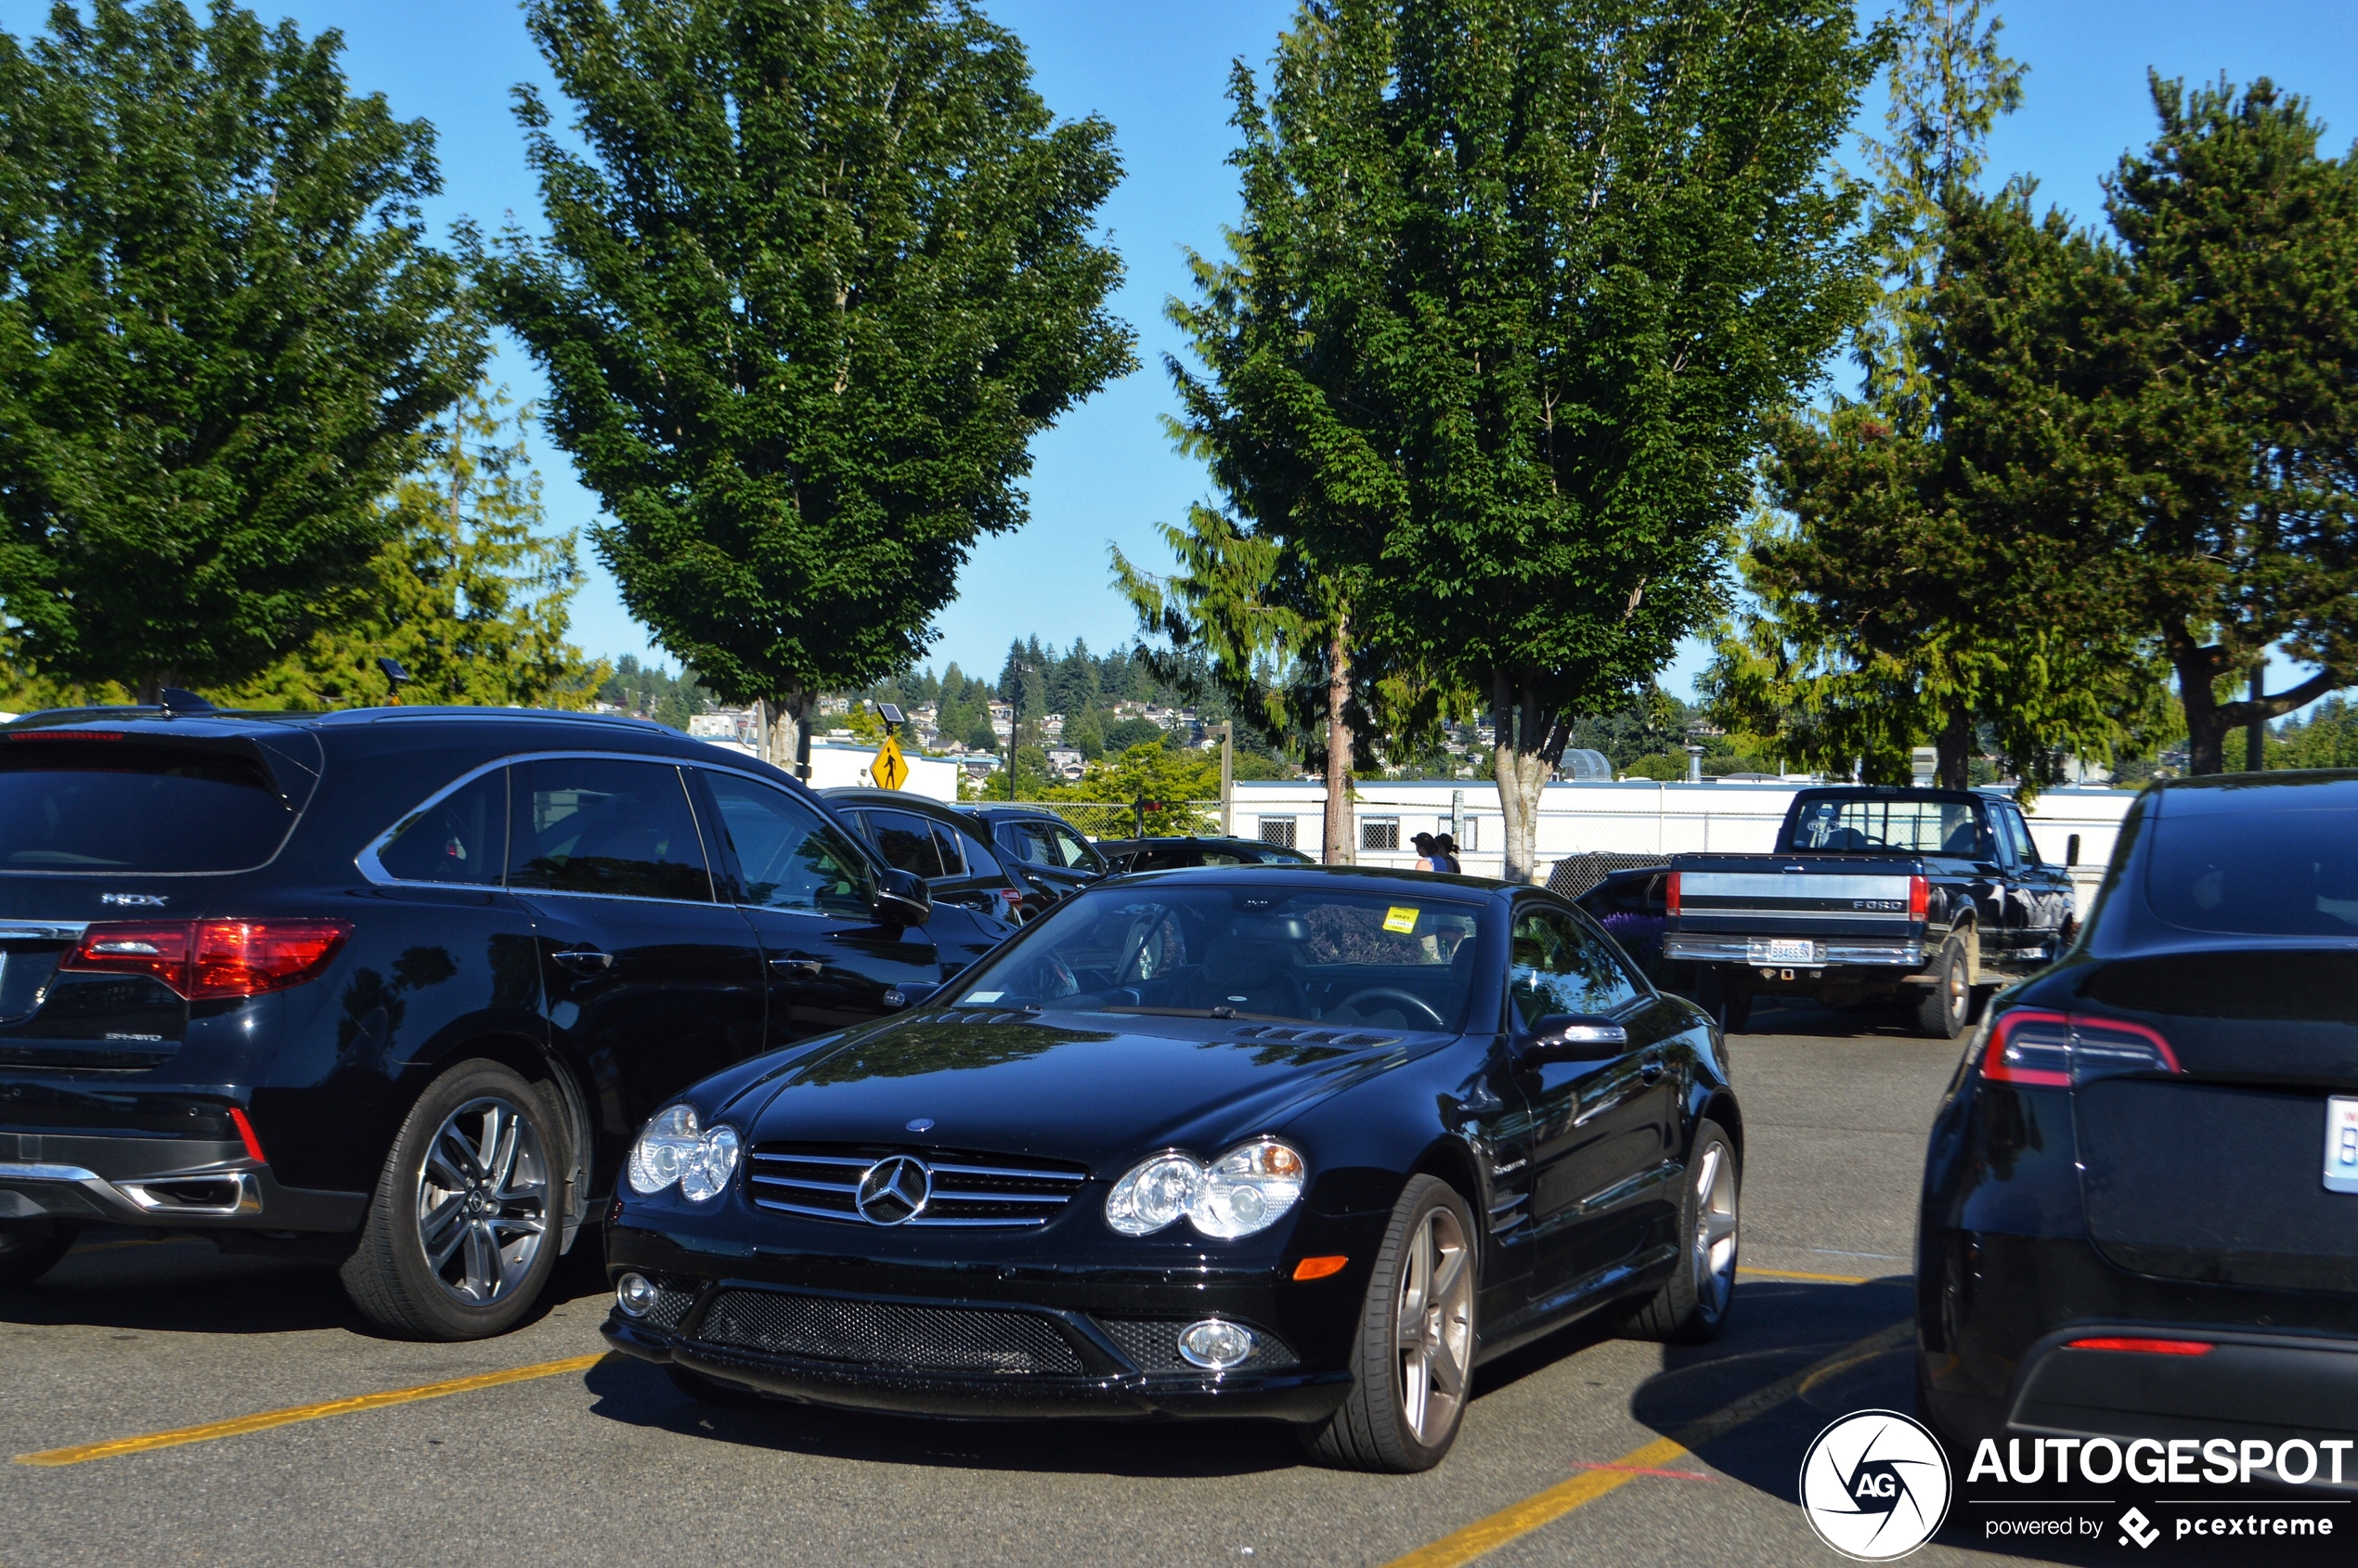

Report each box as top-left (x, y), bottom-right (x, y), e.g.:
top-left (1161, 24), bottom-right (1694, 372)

top-left (416, 1095), bottom-right (549, 1306)
top-left (1395, 1204), bottom-right (1474, 1446)
top-left (1691, 1143), bottom-right (1740, 1321)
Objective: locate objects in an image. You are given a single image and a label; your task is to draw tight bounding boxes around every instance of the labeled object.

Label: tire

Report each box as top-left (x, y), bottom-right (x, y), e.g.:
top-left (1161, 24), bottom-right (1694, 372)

top-left (1914, 940), bottom-right (1969, 1039)
top-left (667, 1364), bottom-right (765, 1406)
top-left (0, 1219), bottom-right (77, 1288)
top-left (1624, 1119), bottom-right (1740, 1343)
top-left (340, 1059), bottom-right (565, 1340)
top-left (1299, 1174), bottom-right (1479, 1473)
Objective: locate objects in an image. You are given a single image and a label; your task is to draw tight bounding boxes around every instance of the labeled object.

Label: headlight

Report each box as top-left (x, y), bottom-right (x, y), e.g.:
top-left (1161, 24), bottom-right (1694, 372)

top-left (1104, 1139), bottom-right (1304, 1238)
top-left (626, 1105), bottom-right (741, 1201)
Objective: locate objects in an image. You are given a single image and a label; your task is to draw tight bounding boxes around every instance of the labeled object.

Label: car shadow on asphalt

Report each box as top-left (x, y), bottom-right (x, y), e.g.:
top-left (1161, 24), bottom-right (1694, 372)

top-left (0, 1225), bottom-right (613, 1340)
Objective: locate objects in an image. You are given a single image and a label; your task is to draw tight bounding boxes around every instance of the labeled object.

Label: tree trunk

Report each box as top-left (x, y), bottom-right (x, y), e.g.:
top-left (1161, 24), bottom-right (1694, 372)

top-left (1492, 672), bottom-right (1567, 884)
top-left (761, 685), bottom-right (813, 780)
top-left (2170, 628), bottom-right (2335, 774)
top-left (1935, 701), bottom-right (1973, 790)
top-left (1322, 615), bottom-right (1354, 865)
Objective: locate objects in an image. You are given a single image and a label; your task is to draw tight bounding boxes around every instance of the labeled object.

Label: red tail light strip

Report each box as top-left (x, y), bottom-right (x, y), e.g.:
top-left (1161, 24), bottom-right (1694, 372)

top-left (2066, 1337), bottom-right (2213, 1355)
top-left (228, 1107), bottom-right (268, 1164)
top-left (1982, 1009), bottom-right (2180, 1087)
top-left (1908, 874), bottom-right (1929, 921)
top-left (1666, 871), bottom-right (1682, 917)
top-left (62, 920), bottom-right (352, 1001)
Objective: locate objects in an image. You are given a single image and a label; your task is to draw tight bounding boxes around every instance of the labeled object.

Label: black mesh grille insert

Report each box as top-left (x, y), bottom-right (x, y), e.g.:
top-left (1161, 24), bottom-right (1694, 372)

top-left (641, 1281), bottom-right (699, 1331)
top-left (699, 1290), bottom-right (1083, 1375)
top-left (1095, 1318), bottom-right (1298, 1373)
top-left (747, 1143), bottom-right (1089, 1228)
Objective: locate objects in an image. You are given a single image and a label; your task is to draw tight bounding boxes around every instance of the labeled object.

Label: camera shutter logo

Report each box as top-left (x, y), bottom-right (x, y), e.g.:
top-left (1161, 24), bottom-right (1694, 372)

top-left (1798, 1409), bottom-right (1952, 1561)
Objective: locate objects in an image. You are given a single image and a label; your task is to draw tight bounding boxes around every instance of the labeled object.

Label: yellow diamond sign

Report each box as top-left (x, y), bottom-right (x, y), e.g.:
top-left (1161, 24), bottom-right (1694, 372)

top-left (869, 734), bottom-right (909, 790)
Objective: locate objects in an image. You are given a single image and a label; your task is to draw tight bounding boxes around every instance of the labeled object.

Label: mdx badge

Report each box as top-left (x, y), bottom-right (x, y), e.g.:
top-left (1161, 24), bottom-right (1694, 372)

top-left (101, 892), bottom-right (168, 908)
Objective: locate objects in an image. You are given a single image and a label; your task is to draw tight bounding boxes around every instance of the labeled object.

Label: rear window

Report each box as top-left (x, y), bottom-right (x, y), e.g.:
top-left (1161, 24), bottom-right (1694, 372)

top-left (0, 738), bottom-right (299, 874)
top-left (2146, 797), bottom-right (2358, 936)
top-left (1785, 797), bottom-right (1987, 856)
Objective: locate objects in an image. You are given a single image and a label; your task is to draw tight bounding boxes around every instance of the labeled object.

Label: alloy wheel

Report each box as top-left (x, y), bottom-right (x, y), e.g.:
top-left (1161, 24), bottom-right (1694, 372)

top-left (1691, 1143), bottom-right (1740, 1322)
top-left (1394, 1202), bottom-right (1474, 1445)
top-left (415, 1095), bottom-right (549, 1305)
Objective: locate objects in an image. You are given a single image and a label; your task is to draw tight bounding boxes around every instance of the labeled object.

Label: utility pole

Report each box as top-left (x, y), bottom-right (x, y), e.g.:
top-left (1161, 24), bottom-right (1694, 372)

top-left (1214, 721), bottom-right (1234, 836)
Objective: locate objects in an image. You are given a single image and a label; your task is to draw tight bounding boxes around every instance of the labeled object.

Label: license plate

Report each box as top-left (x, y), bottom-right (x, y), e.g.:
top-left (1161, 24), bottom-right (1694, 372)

top-left (2326, 1097), bottom-right (2358, 1195)
top-left (1748, 939), bottom-right (1818, 965)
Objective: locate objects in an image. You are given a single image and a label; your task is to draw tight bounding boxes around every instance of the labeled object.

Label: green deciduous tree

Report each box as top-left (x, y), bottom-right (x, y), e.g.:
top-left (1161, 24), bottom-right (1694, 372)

top-left (226, 383), bottom-right (606, 711)
top-left (0, 0), bottom-right (483, 700)
top-left (483, 0), bottom-right (1134, 774)
top-left (1163, 0), bottom-right (1875, 881)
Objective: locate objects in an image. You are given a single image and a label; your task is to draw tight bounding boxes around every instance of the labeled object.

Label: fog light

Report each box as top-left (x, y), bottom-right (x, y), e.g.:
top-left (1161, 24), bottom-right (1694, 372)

top-left (1177, 1318), bottom-right (1256, 1370)
top-left (615, 1273), bottom-right (657, 1317)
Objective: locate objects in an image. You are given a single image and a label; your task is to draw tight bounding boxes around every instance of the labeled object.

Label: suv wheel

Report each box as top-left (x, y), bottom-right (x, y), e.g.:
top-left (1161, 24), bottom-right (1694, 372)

top-left (341, 1059), bottom-right (564, 1340)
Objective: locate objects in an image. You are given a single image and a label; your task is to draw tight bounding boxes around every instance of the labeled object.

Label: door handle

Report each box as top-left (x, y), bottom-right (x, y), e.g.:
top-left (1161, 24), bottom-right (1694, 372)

top-left (1639, 1054), bottom-right (1665, 1085)
top-left (769, 956), bottom-right (823, 978)
top-left (552, 948), bottom-right (611, 976)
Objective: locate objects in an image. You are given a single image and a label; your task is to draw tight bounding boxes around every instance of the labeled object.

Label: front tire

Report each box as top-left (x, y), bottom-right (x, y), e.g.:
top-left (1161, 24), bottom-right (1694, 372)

top-left (1300, 1174), bottom-right (1478, 1473)
top-left (0, 1219), bottom-right (77, 1288)
top-left (1625, 1119), bottom-right (1740, 1343)
top-left (1914, 940), bottom-right (1969, 1039)
top-left (340, 1059), bottom-right (564, 1340)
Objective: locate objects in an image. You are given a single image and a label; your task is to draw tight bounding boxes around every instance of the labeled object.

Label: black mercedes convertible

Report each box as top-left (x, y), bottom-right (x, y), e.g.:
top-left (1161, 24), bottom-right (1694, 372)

top-left (600, 865), bottom-right (1742, 1471)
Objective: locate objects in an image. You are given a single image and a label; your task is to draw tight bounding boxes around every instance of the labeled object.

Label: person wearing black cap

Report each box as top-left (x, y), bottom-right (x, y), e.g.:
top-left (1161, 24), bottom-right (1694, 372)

top-left (1409, 831), bottom-right (1441, 872)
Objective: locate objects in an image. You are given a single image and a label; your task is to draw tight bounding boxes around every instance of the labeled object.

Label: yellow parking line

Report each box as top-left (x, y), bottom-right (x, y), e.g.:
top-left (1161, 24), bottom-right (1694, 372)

top-left (1382, 1320), bottom-right (1914, 1568)
top-left (14, 1353), bottom-right (607, 1468)
top-left (1737, 1264), bottom-right (1873, 1285)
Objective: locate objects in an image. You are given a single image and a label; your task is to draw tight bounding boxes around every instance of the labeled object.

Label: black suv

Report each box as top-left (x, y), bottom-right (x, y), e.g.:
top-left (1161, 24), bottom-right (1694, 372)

top-left (1095, 835), bottom-right (1314, 873)
top-left (0, 705), bottom-right (1012, 1338)
top-left (960, 803), bottom-right (1107, 916)
top-left (821, 787), bottom-right (1031, 927)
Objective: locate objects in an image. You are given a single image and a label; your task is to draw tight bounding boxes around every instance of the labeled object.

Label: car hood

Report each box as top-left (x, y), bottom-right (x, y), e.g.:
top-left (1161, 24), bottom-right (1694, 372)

top-left (733, 1011), bottom-right (1416, 1172)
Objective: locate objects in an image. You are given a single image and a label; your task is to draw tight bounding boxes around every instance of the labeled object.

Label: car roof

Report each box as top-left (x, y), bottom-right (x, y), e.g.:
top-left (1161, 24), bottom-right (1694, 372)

top-left (820, 787), bottom-right (975, 820)
top-left (1, 704), bottom-right (677, 738)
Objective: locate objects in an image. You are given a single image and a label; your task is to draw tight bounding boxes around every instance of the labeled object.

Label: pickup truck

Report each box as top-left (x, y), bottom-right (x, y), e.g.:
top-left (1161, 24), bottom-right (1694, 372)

top-left (1661, 786), bottom-right (2078, 1037)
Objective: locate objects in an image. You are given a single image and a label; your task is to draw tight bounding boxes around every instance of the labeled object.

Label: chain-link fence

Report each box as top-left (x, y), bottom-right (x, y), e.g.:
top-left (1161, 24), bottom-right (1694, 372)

top-left (1024, 800), bottom-right (1224, 840)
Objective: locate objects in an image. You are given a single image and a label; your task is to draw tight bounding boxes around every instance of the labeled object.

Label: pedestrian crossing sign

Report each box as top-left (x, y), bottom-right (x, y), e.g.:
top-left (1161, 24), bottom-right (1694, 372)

top-left (870, 734), bottom-right (909, 790)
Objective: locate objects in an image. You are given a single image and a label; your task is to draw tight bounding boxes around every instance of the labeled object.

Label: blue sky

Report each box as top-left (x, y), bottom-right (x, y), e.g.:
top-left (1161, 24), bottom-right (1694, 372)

top-left (6, 1), bottom-right (2354, 702)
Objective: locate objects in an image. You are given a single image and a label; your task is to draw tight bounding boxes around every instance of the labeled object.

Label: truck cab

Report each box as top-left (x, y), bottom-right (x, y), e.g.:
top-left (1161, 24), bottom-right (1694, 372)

top-left (1662, 787), bottom-right (2076, 1037)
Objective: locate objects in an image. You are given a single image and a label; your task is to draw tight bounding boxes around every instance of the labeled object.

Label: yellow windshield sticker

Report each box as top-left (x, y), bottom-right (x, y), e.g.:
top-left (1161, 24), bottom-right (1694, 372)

top-left (1383, 906), bottom-right (1419, 935)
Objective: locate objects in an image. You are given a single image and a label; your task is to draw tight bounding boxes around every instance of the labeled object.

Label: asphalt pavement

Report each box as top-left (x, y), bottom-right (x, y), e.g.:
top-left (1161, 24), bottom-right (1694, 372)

top-left (0, 1004), bottom-right (2117, 1568)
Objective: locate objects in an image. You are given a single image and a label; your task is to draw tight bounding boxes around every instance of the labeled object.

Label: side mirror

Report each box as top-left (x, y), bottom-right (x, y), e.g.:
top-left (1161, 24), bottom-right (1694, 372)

top-left (2066, 834), bottom-right (2081, 868)
top-left (874, 867), bottom-right (932, 927)
top-left (1523, 1014), bottom-right (1628, 1061)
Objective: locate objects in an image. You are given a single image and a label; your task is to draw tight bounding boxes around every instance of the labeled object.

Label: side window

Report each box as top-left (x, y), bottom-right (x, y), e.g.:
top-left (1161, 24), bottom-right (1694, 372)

top-left (376, 768), bottom-right (506, 886)
top-left (2002, 807), bottom-right (2039, 865)
top-left (1507, 906), bottom-right (1636, 1030)
top-left (954, 823), bottom-right (1005, 878)
top-left (702, 772), bottom-right (875, 916)
top-left (1050, 824), bottom-right (1100, 870)
top-left (1566, 913), bottom-right (1644, 1007)
top-left (928, 822), bottom-right (968, 877)
top-left (996, 823), bottom-right (1041, 865)
top-left (866, 809), bottom-right (947, 878)
top-left (507, 758), bottom-right (710, 901)
top-left (1201, 849), bottom-right (1250, 866)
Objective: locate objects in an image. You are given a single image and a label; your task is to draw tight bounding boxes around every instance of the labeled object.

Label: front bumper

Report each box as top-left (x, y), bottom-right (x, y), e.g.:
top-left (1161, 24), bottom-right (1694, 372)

top-left (0, 1133), bottom-right (364, 1231)
top-left (602, 1213), bottom-right (1373, 1422)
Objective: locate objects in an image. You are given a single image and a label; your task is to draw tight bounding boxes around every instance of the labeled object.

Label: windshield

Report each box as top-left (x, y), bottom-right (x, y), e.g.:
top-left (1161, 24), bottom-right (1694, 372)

top-left (0, 738), bottom-right (299, 873)
top-left (952, 883), bottom-right (1488, 1031)
top-left (2147, 798), bottom-right (2358, 937)
top-left (1786, 797), bottom-right (1987, 856)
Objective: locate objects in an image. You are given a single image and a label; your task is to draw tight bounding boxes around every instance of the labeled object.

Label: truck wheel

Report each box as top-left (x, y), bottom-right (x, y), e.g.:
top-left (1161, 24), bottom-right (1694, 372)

top-left (1914, 940), bottom-right (1969, 1039)
top-left (341, 1059), bottom-right (565, 1341)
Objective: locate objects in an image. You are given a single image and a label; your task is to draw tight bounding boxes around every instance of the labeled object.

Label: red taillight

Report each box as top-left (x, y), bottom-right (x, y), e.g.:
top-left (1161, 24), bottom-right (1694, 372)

top-left (1909, 874), bottom-right (1928, 921)
top-left (228, 1107), bottom-right (268, 1164)
top-left (2066, 1337), bottom-right (2212, 1355)
top-left (1665, 871), bottom-right (1681, 917)
top-left (63, 920), bottom-right (350, 1000)
top-left (1982, 1009), bottom-right (2180, 1088)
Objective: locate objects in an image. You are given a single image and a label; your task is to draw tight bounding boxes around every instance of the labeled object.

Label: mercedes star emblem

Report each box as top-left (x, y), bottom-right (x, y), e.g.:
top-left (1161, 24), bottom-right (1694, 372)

top-left (854, 1155), bottom-right (932, 1225)
top-left (905, 1117), bottom-right (935, 1133)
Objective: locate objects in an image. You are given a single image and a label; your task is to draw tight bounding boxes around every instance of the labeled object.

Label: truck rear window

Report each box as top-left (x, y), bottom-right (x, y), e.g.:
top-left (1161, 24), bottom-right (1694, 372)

top-left (2147, 802), bottom-right (2358, 937)
top-left (0, 740), bottom-right (299, 874)
top-left (1786, 797), bottom-right (1985, 856)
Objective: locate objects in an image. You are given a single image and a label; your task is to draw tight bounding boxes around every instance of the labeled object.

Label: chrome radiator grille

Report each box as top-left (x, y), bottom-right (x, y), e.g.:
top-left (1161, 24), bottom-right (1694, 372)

top-left (747, 1143), bottom-right (1089, 1227)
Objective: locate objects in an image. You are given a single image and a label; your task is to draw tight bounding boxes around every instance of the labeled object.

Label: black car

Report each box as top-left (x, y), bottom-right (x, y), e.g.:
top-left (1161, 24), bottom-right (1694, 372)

top-left (822, 786), bottom-right (1031, 929)
top-left (1096, 835), bottom-right (1315, 873)
top-left (960, 803), bottom-right (1108, 915)
top-left (600, 865), bottom-right (1742, 1471)
top-left (0, 703), bottom-right (1014, 1340)
top-left (1918, 772), bottom-right (2358, 1475)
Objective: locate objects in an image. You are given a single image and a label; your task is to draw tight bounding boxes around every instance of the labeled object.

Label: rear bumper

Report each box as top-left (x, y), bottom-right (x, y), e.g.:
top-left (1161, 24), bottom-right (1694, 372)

top-left (2009, 1326), bottom-right (2358, 1449)
top-left (1665, 935), bottom-right (1926, 968)
top-left (0, 1134), bottom-right (364, 1231)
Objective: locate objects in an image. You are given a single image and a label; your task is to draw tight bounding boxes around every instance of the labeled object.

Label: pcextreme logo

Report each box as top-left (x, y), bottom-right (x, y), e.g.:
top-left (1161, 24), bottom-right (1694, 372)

top-left (1800, 1409), bottom-right (1954, 1561)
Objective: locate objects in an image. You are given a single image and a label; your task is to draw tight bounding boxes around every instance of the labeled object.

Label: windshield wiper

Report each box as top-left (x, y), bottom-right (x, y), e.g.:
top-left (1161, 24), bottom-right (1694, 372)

top-left (1100, 1005), bottom-right (1300, 1023)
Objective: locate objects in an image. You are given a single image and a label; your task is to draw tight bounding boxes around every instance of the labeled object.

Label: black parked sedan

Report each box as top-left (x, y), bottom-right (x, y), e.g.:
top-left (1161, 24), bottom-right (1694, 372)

top-left (601, 865), bottom-right (1742, 1471)
top-left (0, 703), bottom-right (1011, 1339)
top-left (1918, 772), bottom-right (2358, 1472)
top-left (1096, 835), bottom-right (1315, 873)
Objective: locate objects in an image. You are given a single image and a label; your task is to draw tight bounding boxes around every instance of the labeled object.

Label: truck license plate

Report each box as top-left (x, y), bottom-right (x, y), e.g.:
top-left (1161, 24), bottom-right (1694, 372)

top-left (1749, 939), bottom-right (1818, 965)
top-left (2326, 1097), bottom-right (2358, 1195)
